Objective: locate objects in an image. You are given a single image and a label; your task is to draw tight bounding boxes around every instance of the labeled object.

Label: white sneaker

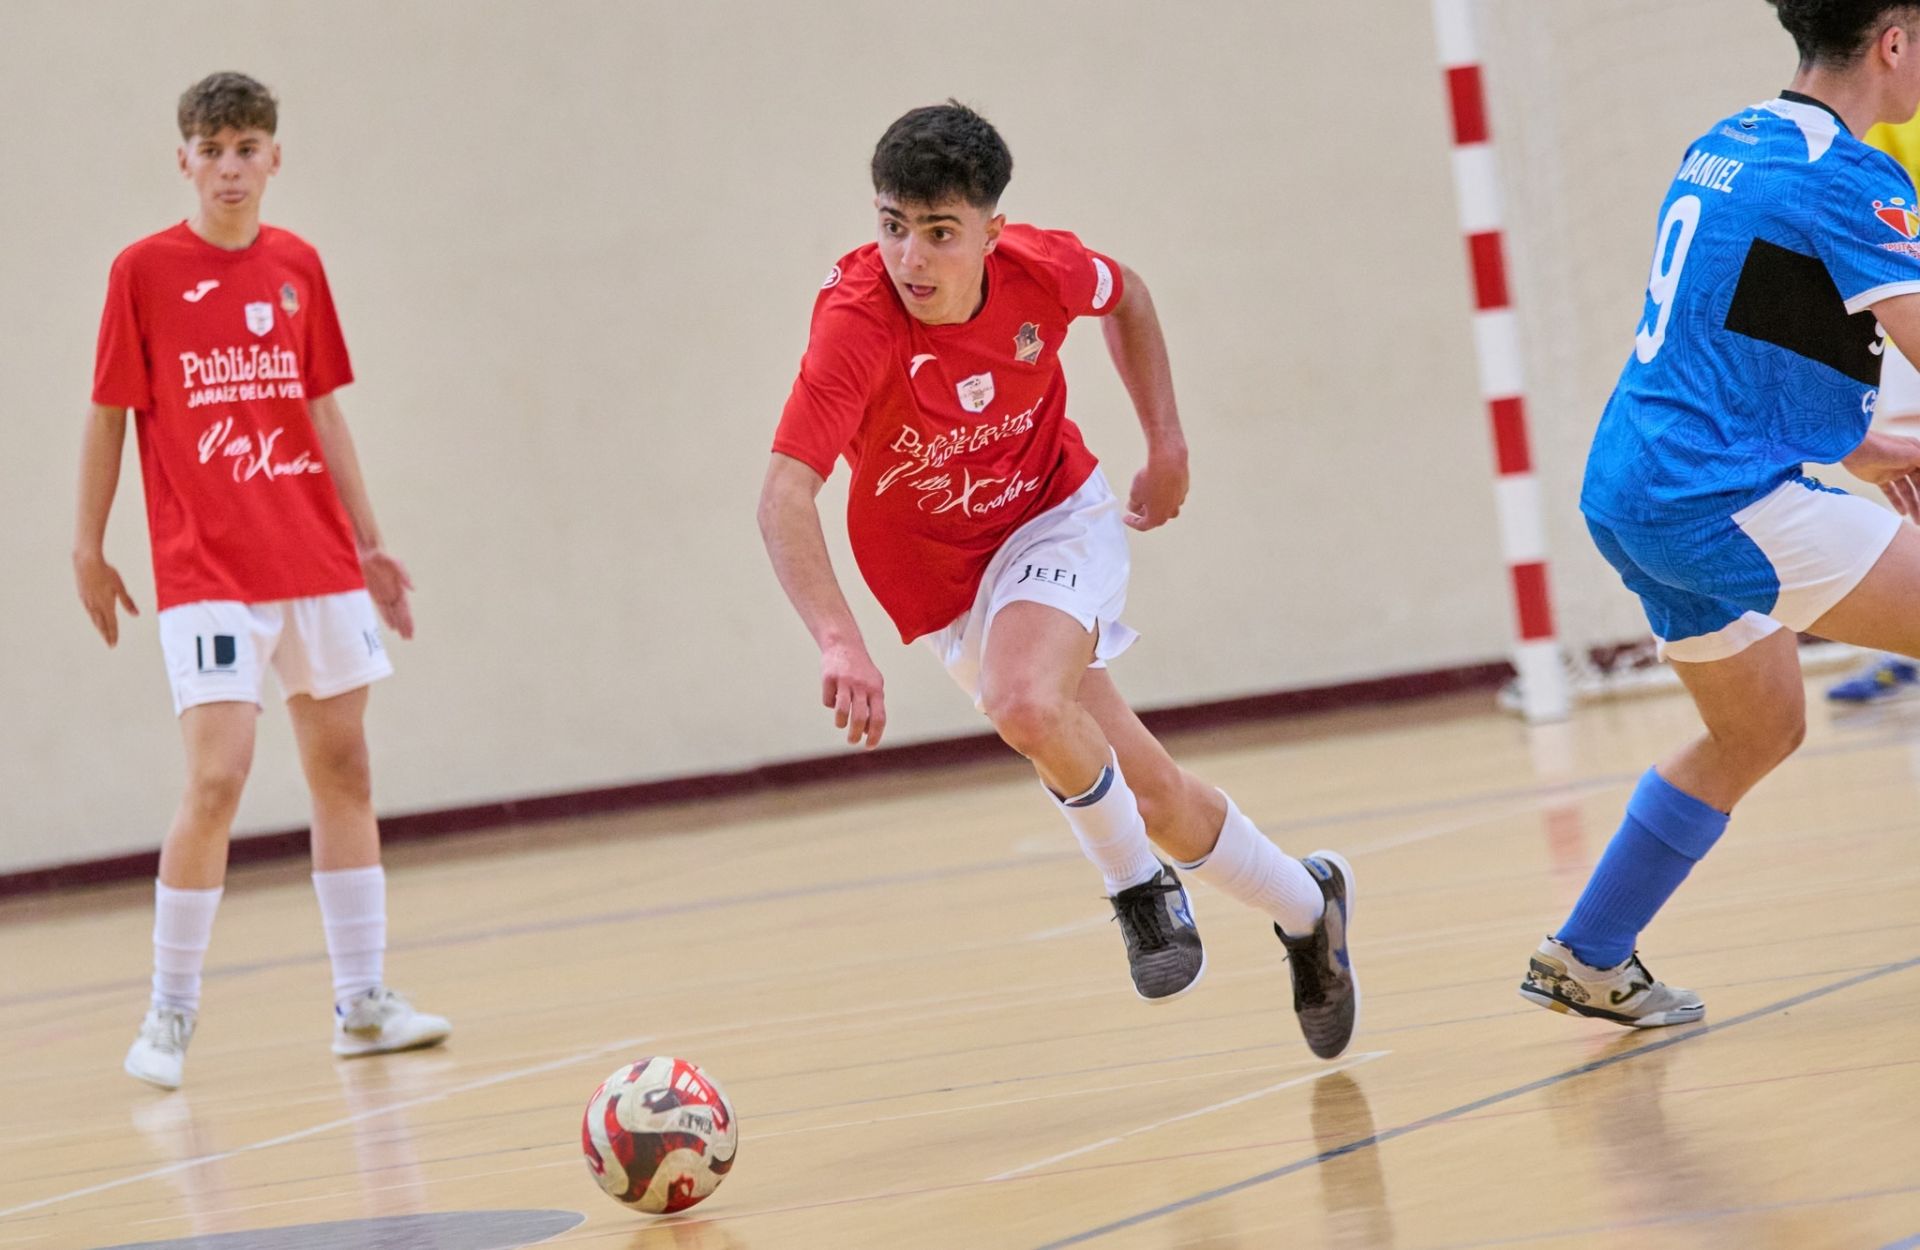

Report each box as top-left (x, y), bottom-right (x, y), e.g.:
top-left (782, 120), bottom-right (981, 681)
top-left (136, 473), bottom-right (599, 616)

top-left (331, 987), bottom-right (452, 1057)
top-left (1518, 936), bottom-right (1705, 1028)
top-left (125, 1005), bottom-right (196, 1089)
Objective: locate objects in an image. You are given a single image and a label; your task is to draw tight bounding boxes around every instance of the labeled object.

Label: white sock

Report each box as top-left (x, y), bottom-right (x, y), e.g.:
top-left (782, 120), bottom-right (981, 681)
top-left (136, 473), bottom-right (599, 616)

top-left (1051, 751), bottom-right (1163, 896)
top-left (152, 881), bottom-right (223, 1014)
top-left (1176, 794), bottom-right (1325, 937)
top-left (313, 865), bottom-right (387, 1008)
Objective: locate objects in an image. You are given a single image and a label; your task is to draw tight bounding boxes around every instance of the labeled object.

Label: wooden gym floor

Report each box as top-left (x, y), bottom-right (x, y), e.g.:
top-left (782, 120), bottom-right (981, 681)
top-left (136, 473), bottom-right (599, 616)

top-left (2, 680), bottom-right (1917, 1249)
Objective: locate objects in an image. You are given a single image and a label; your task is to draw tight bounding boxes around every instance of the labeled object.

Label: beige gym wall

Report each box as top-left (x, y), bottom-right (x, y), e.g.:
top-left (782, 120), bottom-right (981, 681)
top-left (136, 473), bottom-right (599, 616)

top-left (0, 1), bottom-right (1785, 873)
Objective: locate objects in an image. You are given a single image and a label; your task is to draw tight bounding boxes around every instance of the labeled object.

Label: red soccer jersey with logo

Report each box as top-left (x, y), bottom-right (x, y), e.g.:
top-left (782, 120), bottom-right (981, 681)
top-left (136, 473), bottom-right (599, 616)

top-left (773, 223), bottom-right (1125, 641)
top-left (92, 223), bottom-right (364, 611)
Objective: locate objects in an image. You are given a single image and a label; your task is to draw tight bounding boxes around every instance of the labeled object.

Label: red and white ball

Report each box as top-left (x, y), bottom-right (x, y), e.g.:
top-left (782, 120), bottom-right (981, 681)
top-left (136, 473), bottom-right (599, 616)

top-left (581, 1057), bottom-right (738, 1214)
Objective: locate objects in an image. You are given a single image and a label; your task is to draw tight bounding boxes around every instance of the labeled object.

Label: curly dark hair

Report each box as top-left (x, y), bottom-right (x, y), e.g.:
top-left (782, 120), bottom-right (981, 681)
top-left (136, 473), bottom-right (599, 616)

top-left (1768, 0), bottom-right (1920, 64)
top-left (870, 101), bottom-right (1012, 210)
top-left (177, 72), bottom-right (277, 140)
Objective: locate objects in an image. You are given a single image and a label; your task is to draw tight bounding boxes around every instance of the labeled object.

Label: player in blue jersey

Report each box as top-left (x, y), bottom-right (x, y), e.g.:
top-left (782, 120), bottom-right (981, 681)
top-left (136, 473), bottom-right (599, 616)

top-left (1519, 0), bottom-right (1920, 1027)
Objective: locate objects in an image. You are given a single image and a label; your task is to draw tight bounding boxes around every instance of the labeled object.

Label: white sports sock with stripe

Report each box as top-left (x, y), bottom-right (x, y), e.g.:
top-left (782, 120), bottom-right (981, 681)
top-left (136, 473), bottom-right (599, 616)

top-left (1177, 794), bottom-right (1324, 937)
top-left (1052, 751), bottom-right (1163, 896)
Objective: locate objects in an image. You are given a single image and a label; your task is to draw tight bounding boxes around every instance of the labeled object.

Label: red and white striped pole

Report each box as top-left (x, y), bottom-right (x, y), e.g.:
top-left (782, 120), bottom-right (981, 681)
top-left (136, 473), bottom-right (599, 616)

top-left (1432, 0), bottom-right (1571, 723)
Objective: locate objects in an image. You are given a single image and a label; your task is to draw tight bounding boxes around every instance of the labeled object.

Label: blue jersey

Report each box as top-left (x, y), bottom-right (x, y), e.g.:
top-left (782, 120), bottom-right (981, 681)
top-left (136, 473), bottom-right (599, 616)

top-left (1582, 93), bottom-right (1920, 525)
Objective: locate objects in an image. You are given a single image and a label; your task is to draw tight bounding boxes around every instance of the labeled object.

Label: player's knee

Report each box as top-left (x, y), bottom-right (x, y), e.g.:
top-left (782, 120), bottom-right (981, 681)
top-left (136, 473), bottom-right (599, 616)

top-left (182, 758), bottom-right (251, 819)
top-left (1717, 706), bottom-right (1804, 771)
top-left (1770, 709), bottom-right (1808, 763)
top-left (981, 685), bottom-right (1070, 758)
top-left (308, 738), bottom-right (373, 805)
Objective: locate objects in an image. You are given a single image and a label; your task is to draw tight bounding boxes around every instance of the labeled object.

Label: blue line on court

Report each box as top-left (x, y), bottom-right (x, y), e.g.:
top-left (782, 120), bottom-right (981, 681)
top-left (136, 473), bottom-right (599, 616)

top-left (1033, 953), bottom-right (1920, 1249)
top-left (11, 722), bottom-right (1919, 1011)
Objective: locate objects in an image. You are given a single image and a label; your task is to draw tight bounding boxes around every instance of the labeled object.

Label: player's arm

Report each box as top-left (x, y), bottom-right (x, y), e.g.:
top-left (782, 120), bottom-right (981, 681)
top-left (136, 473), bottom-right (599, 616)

top-left (1845, 292), bottom-right (1920, 520)
top-left (757, 452), bottom-right (886, 749)
top-left (72, 403), bottom-right (139, 647)
top-left (1100, 265), bottom-right (1189, 531)
top-left (308, 392), bottom-right (414, 639)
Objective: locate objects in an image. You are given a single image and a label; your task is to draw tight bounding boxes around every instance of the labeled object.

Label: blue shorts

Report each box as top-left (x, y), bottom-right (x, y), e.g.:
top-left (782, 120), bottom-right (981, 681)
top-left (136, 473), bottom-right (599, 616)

top-left (1587, 476), bottom-right (1900, 662)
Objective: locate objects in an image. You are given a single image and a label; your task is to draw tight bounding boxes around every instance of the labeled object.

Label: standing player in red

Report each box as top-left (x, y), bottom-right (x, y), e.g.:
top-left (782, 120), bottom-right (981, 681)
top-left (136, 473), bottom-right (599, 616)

top-left (76, 73), bottom-right (450, 1089)
top-left (759, 102), bottom-right (1359, 1058)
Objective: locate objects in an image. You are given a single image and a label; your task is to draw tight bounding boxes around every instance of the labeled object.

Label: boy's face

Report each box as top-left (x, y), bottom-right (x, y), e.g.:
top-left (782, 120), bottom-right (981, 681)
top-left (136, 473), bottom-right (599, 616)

top-left (874, 193), bottom-right (1004, 325)
top-left (178, 126), bottom-right (280, 217)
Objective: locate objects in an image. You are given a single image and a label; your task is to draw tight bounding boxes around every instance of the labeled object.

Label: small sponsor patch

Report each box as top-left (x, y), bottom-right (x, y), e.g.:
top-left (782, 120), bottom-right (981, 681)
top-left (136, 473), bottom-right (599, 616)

top-left (1091, 257), bottom-right (1114, 310)
top-left (280, 282), bottom-right (300, 314)
top-left (1013, 321), bottom-right (1043, 364)
top-left (821, 264), bottom-right (842, 289)
top-left (956, 371), bottom-right (995, 413)
top-left (1874, 197), bottom-right (1920, 239)
top-left (1882, 241), bottom-right (1920, 258)
top-left (244, 301), bottom-right (274, 336)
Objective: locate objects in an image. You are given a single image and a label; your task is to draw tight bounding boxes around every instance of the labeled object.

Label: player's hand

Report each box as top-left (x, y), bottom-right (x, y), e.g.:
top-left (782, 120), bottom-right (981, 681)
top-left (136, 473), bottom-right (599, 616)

top-left (73, 550), bottom-right (138, 647)
top-left (360, 548), bottom-right (416, 640)
top-left (821, 641), bottom-right (886, 749)
top-left (1125, 449), bottom-right (1190, 531)
top-left (1841, 431), bottom-right (1920, 522)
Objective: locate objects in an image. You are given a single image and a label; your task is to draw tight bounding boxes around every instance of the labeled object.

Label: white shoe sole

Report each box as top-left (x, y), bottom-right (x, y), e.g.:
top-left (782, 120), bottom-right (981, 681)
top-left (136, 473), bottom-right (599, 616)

top-left (1517, 980), bottom-right (1706, 1029)
top-left (1135, 947), bottom-right (1208, 1005)
top-left (332, 1021), bottom-right (452, 1058)
top-left (1308, 849), bottom-right (1361, 1055)
top-left (124, 1055), bottom-right (182, 1090)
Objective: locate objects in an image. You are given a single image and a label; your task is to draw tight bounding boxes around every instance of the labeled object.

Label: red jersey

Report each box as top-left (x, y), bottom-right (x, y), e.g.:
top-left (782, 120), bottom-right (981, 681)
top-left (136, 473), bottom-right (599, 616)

top-left (93, 223), bottom-right (363, 611)
top-left (774, 224), bottom-right (1125, 641)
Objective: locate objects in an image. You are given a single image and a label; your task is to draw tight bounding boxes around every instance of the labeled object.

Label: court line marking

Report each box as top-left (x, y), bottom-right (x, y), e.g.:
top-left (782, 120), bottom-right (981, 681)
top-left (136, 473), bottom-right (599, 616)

top-left (1192, 1184), bottom-right (1920, 1250)
top-left (1031, 952), bottom-right (1920, 1248)
top-left (757, 1055), bottom-right (1374, 1147)
top-left (987, 1051), bottom-right (1389, 1182)
top-left (11, 721), bottom-right (1914, 1013)
top-left (0, 1035), bottom-right (650, 1220)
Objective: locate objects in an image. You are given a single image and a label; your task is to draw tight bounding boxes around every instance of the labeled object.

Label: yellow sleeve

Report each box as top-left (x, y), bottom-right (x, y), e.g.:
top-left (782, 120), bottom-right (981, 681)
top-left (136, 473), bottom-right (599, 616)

top-left (1866, 109), bottom-right (1920, 179)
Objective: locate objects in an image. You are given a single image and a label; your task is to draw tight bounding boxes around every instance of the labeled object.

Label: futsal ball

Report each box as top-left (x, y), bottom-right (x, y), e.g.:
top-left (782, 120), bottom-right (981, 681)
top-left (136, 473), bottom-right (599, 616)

top-left (581, 1057), bottom-right (738, 1214)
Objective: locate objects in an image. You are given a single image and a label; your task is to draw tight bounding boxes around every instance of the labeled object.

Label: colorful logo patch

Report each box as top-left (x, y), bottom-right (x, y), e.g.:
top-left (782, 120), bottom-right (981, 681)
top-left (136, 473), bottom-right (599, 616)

top-left (1874, 197), bottom-right (1920, 239)
top-left (955, 371), bottom-right (995, 413)
top-left (1013, 321), bottom-right (1043, 364)
top-left (280, 282), bottom-right (300, 315)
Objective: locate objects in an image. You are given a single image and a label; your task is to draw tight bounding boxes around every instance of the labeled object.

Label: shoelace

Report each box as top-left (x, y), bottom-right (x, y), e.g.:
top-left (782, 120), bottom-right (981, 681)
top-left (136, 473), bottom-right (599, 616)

top-left (1110, 877), bottom-right (1178, 952)
top-left (1289, 941), bottom-right (1327, 1008)
top-left (144, 1012), bottom-right (191, 1053)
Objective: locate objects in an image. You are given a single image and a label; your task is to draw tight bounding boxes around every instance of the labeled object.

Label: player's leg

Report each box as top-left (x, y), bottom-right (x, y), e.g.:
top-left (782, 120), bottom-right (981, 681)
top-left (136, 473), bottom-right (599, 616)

top-left (979, 600), bottom-right (1205, 1001)
top-left (128, 603), bottom-right (274, 1088)
top-left (125, 699), bottom-right (261, 1088)
top-left (1079, 668), bottom-right (1359, 1058)
top-left (281, 592), bottom-right (447, 1056)
top-left (1522, 506), bottom-right (1830, 1028)
top-left (1524, 629), bottom-right (1803, 1028)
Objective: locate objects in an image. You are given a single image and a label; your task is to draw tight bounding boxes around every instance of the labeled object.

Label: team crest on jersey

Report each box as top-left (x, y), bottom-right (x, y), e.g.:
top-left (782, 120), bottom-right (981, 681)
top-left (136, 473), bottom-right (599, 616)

top-left (244, 301), bottom-right (274, 336)
top-left (280, 283), bottom-right (300, 315)
top-left (956, 371), bottom-right (995, 413)
top-left (1013, 322), bottom-right (1044, 364)
top-left (1873, 197), bottom-right (1920, 239)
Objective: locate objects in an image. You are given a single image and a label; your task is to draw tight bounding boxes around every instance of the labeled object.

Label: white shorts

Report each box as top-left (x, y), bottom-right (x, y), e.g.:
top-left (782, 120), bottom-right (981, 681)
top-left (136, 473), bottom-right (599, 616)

top-left (157, 590), bottom-right (393, 716)
top-left (925, 470), bottom-right (1138, 706)
top-left (1589, 477), bottom-right (1901, 664)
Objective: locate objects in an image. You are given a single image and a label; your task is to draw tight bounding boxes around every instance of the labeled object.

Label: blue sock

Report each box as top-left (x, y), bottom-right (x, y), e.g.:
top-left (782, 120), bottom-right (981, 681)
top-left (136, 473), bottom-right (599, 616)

top-left (1554, 768), bottom-right (1729, 969)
